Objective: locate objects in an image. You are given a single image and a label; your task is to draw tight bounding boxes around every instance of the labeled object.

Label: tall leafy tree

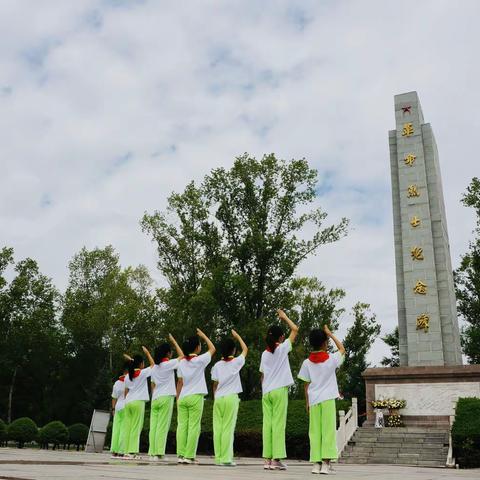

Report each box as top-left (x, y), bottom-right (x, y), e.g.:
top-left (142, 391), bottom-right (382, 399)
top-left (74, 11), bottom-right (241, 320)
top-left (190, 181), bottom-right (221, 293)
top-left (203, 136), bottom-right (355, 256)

top-left (142, 153), bottom-right (349, 396)
top-left (380, 327), bottom-right (400, 367)
top-left (454, 177), bottom-right (480, 363)
top-left (0, 248), bottom-right (63, 424)
top-left (60, 246), bottom-right (159, 423)
top-left (338, 302), bottom-right (380, 412)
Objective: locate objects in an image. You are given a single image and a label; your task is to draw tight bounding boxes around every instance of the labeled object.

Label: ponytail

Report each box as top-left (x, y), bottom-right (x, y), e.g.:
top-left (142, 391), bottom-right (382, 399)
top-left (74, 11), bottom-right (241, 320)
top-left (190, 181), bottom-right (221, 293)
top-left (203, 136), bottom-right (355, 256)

top-left (266, 325), bottom-right (284, 353)
top-left (128, 354), bottom-right (144, 381)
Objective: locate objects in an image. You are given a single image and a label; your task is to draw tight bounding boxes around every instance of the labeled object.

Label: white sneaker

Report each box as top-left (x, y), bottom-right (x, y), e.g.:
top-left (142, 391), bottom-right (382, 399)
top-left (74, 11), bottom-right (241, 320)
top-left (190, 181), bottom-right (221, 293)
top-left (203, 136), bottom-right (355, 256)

top-left (320, 462), bottom-right (330, 475)
top-left (271, 459), bottom-right (287, 470)
top-left (177, 456), bottom-right (186, 464)
top-left (183, 458), bottom-right (199, 464)
top-left (263, 459), bottom-right (271, 470)
top-left (312, 462), bottom-right (321, 474)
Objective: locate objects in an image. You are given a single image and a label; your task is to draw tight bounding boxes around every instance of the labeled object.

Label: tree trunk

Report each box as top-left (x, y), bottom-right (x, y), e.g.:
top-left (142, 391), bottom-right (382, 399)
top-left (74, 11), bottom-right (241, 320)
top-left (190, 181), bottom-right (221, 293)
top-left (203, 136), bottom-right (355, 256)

top-left (7, 365), bottom-right (18, 424)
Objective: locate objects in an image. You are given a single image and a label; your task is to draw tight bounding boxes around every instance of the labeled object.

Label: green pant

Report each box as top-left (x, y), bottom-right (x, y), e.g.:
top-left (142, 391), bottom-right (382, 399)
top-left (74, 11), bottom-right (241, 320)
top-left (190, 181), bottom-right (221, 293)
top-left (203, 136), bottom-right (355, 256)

top-left (213, 394), bottom-right (240, 464)
top-left (262, 386), bottom-right (288, 459)
top-left (176, 394), bottom-right (204, 459)
top-left (309, 399), bottom-right (338, 461)
top-left (110, 408), bottom-right (125, 454)
top-left (123, 400), bottom-right (146, 454)
top-left (148, 396), bottom-right (174, 456)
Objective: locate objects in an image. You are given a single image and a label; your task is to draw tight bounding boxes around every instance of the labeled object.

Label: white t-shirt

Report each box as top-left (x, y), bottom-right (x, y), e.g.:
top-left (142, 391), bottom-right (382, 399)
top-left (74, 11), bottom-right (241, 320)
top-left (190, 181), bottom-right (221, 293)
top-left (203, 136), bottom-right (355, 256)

top-left (259, 339), bottom-right (294, 395)
top-left (211, 355), bottom-right (245, 399)
top-left (112, 378), bottom-right (126, 411)
top-left (124, 367), bottom-right (152, 403)
top-left (177, 352), bottom-right (211, 399)
top-left (298, 351), bottom-right (344, 406)
top-left (151, 359), bottom-right (179, 400)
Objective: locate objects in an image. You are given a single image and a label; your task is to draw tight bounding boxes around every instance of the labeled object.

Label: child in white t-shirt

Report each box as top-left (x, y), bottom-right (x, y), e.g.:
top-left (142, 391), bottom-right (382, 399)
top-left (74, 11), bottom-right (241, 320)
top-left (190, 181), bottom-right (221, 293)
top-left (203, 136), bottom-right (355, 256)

top-left (110, 362), bottom-right (129, 457)
top-left (123, 346), bottom-right (155, 459)
top-left (298, 325), bottom-right (345, 475)
top-left (148, 334), bottom-right (184, 460)
top-left (259, 309), bottom-right (298, 471)
top-left (176, 328), bottom-right (216, 464)
top-left (211, 329), bottom-right (248, 466)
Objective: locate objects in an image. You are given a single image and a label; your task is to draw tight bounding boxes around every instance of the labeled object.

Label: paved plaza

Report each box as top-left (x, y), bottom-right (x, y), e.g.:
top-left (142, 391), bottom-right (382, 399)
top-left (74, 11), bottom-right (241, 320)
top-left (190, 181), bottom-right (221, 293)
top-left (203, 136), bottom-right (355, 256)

top-left (0, 448), bottom-right (479, 480)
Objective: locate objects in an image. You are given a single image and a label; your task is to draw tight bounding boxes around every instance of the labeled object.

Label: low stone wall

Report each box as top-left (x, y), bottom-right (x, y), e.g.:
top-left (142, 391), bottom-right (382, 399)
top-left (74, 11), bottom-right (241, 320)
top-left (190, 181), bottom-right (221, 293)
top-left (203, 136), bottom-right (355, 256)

top-left (362, 365), bottom-right (480, 426)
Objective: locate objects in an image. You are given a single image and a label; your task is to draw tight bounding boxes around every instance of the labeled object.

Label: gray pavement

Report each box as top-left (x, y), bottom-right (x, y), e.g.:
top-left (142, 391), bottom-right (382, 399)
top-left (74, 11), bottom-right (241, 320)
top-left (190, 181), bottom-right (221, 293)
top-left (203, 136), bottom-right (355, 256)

top-left (0, 448), bottom-right (479, 480)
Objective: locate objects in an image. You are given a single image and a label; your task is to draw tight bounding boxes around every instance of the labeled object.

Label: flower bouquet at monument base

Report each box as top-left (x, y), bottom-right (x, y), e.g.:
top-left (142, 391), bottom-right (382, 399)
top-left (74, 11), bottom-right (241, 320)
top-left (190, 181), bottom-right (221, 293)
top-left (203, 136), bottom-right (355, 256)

top-left (371, 398), bottom-right (406, 410)
top-left (371, 398), bottom-right (406, 427)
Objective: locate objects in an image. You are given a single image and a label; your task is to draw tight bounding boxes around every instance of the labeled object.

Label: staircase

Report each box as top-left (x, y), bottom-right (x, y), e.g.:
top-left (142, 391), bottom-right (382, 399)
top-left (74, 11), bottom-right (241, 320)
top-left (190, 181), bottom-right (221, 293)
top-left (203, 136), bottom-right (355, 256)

top-left (339, 427), bottom-right (449, 467)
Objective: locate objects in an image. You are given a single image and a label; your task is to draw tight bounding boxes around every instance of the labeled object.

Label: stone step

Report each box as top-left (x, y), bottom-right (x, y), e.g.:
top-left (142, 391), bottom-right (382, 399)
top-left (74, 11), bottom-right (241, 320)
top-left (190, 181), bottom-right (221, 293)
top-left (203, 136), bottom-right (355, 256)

top-left (339, 456), bottom-right (445, 467)
top-left (359, 427), bottom-right (448, 433)
top-left (344, 444), bottom-right (448, 454)
top-left (342, 452), bottom-right (447, 463)
top-left (350, 436), bottom-right (447, 444)
top-left (353, 432), bottom-right (448, 438)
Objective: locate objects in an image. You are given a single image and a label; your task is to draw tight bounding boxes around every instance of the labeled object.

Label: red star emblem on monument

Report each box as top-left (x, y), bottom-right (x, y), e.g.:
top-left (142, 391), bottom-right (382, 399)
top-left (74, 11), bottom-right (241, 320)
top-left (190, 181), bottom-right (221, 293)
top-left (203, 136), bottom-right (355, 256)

top-left (402, 106), bottom-right (412, 114)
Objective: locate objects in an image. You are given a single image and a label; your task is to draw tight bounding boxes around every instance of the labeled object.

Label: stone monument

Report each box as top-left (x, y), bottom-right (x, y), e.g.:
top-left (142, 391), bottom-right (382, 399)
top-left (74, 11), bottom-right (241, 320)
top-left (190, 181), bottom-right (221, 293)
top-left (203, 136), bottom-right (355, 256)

top-left (363, 92), bottom-right (480, 426)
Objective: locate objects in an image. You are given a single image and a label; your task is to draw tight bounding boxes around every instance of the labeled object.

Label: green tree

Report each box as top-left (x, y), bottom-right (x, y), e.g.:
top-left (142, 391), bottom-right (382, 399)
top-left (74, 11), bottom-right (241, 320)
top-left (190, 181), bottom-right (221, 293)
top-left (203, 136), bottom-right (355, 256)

top-left (142, 153), bottom-right (349, 397)
top-left (454, 177), bottom-right (480, 364)
top-left (60, 246), bottom-right (159, 423)
top-left (0, 248), bottom-right (62, 424)
top-left (380, 326), bottom-right (400, 367)
top-left (338, 302), bottom-right (380, 412)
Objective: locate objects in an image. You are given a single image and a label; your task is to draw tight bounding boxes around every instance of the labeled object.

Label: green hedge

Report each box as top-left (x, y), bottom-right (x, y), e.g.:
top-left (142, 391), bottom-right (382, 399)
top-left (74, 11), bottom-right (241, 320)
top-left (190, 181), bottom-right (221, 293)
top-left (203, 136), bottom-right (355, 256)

top-left (452, 397), bottom-right (480, 468)
top-left (109, 398), bottom-right (351, 457)
top-left (8, 417), bottom-right (38, 448)
top-left (39, 421), bottom-right (69, 449)
top-left (68, 423), bottom-right (89, 451)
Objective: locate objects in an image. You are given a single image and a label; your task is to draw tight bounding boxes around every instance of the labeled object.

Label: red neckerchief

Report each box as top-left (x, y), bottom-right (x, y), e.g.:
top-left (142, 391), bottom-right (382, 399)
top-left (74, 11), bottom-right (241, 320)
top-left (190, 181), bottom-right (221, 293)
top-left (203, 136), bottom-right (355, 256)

top-left (132, 368), bottom-right (141, 378)
top-left (222, 356), bottom-right (235, 362)
top-left (184, 354), bottom-right (198, 361)
top-left (309, 351), bottom-right (330, 363)
top-left (266, 343), bottom-right (280, 353)
top-left (160, 358), bottom-right (170, 363)
top-left (119, 375), bottom-right (126, 382)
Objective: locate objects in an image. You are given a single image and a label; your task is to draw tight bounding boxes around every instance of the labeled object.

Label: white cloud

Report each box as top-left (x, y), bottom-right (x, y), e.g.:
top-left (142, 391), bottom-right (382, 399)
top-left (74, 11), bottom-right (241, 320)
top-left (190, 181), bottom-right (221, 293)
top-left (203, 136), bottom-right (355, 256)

top-left (1, 0), bottom-right (479, 365)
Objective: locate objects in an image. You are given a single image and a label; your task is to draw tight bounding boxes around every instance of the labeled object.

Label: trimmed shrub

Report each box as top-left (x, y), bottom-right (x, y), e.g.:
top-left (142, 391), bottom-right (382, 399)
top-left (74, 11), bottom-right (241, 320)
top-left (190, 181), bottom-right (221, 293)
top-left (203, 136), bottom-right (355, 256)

top-left (8, 417), bottom-right (38, 448)
top-left (0, 419), bottom-right (7, 446)
top-left (39, 421), bottom-right (69, 449)
top-left (68, 423), bottom-right (89, 451)
top-left (452, 397), bottom-right (480, 468)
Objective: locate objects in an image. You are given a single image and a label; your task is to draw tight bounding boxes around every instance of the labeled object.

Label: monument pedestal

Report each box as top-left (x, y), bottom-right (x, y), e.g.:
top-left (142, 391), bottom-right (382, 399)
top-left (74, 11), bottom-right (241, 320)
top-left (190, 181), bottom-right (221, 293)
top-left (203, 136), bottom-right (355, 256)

top-left (363, 365), bottom-right (480, 427)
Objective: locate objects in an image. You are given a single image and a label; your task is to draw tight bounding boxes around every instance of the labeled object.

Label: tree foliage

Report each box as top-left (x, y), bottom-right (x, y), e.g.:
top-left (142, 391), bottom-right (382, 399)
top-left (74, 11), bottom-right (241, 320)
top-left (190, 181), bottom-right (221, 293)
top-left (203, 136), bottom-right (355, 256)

top-left (59, 246), bottom-right (160, 423)
top-left (454, 177), bottom-right (480, 364)
top-left (0, 248), bottom-right (63, 424)
top-left (338, 302), bottom-right (381, 412)
top-left (380, 327), bottom-right (400, 367)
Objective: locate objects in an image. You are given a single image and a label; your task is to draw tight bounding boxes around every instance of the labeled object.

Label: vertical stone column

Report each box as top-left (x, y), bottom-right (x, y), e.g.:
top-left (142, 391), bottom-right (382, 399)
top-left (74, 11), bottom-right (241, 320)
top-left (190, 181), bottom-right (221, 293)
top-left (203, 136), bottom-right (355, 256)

top-left (389, 91), bottom-right (462, 366)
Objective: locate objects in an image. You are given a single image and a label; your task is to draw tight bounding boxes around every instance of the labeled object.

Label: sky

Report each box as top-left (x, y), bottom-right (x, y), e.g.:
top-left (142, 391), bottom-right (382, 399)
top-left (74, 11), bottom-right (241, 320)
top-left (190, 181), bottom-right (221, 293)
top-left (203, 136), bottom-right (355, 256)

top-left (1, 0), bottom-right (479, 365)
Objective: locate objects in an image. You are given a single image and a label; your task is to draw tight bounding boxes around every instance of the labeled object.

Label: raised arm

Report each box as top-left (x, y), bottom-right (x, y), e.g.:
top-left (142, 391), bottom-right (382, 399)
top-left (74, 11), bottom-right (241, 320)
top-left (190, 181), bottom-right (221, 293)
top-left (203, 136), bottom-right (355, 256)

top-left (142, 346), bottom-right (155, 368)
top-left (169, 333), bottom-right (184, 359)
top-left (197, 328), bottom-right (216, 356)
top-left (277, 309), bottom-right (299, 344)
top-left (324, 325), bottom-right (345, 355)
top-left (232, 329), bottom-right (248, 357)
top-left (123, 353), bottom-right (133, 362)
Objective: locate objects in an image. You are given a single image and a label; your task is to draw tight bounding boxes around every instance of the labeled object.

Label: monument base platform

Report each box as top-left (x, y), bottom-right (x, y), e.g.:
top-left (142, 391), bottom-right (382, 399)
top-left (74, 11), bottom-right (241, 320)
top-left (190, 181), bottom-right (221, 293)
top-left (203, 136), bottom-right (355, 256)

top-left (362, 365), bottom-right (480, 427)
